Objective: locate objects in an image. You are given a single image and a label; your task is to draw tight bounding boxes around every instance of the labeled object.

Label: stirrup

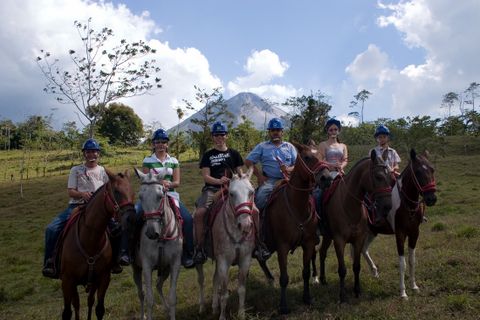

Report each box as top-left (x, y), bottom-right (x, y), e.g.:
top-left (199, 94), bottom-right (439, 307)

top-left (193, 247), bottom-right (207, 265)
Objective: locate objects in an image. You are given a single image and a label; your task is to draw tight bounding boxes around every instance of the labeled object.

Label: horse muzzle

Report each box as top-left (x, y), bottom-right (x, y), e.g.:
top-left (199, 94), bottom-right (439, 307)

top-left (424, 193), bottom-right (437, 206)
top-left (145, 222), bottom-right (161, 240)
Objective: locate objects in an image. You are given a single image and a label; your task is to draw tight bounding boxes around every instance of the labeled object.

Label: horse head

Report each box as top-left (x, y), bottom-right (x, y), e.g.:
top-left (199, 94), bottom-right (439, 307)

top-left (134, 168), bottom-right (166, 240)
top-left (228, 167), bottom-right (255, 237)
top-left (368, 149), bottom-right (393, 216)
top-left (105, 169), bottom-right (136, 222)
top-left (408, 149), bottom-right (437, 206)
top-left (292, 142), bottom-right (332, 190)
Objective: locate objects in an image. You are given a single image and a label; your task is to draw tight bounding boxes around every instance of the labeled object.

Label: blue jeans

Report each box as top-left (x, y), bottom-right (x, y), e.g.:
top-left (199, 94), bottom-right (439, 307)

top-left (313, 187), bottom-right (323, 215)
top-left (125, 199), bottom-right (194, 255)
top-left (255, 178), bottom-right (281, 211)
top-left (44, 204), bottom-right (80, 265)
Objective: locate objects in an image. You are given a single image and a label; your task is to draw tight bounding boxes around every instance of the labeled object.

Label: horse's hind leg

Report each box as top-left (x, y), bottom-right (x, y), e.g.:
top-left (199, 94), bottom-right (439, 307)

top-left (319, 236), bottom-right (332, 285)
top-left (257, 259), bottom-right (274, 283)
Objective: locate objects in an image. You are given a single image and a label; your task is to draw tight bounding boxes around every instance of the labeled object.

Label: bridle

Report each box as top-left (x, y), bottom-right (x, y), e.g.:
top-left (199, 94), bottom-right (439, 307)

top-left (286, 155), bottom-right (330, 192)
top-left (400, 159), bottom-right (436, 212)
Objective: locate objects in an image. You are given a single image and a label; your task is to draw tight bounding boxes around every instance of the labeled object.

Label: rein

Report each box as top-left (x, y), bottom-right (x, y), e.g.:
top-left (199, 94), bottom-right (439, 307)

top-left (399, 161), bottom-right (436, 214)
top-left (286, 156), bottom-right (330, 192)
top-left (143, 195), bottom-right (182, 241)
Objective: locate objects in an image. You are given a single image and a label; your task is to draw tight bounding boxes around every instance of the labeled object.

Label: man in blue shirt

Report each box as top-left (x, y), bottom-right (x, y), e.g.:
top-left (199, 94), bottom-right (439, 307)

top-left (245, 118), bottom-right (297, 211)
top-left (245, 118), bottom-right (297, 261)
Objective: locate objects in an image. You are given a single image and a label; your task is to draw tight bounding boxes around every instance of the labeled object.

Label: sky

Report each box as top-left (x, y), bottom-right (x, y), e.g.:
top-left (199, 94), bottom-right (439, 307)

top-left (0, 0), bottom-right (479, 130)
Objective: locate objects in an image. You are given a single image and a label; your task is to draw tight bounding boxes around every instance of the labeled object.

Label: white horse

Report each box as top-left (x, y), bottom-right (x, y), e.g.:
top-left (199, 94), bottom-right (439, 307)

top-left (133, 168), bottom-right (183, 320)
top-left (196, 168), bottom-right (255, 320)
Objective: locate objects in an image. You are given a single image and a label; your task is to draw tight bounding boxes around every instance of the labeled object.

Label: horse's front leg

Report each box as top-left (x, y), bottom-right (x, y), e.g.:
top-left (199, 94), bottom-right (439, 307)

top-left (238, 252), bottom-right (253, 320)
top-left (142, 263), bottom-right (155, 320)
top-left (94, 272), bottom-right (111, 320)
top-left (302, 242), bottom-right (314, 304)
top-left (311, 247), bottom-right (319, 284)
top-left (195, 263), bottom-right (205, 314)
top-left (87, 286), bottom-right (96, 320)
top-left (61, 279), bottom-right (76, 320)
top-left (319, 236), bottom-right (332, 285)
top-left (132, 264), bottom-right (145, 319)
top-left (165, 251), bottom-right (181, 320)
top-left (277, 246), bottom-right (290, 314)
top-left (333, 239), bottom-right (347, 303)
top-left (156, 264), bottom-right (171, 315)
top-left (362, 232), bottom-right (379, 278)
top-left (352, 241), bottom-right (363, 298)
top-left (408, 232), bottom-right (420, 293)
top-left (396, 232), bottom-right (408, 299)
top-left (215, 257), bottom-right (229, 320)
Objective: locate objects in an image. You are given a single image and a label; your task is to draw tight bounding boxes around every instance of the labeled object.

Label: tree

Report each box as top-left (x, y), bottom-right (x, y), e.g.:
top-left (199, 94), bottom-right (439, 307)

top-left (97, 102), bottom-right (143, 146)
top-left (185, 86), bottom-right (233, 158)
top-left (229, 116), bottom-right (263, 155)
top-left (283, 91), bottom-right (331, 144)
top-left (464, 82), bottom-right (480, 112)
top-left (441, 92), bottom-right (459, 118)
top-left (0, 119), bottom-right (16, 150)
top-left (36, 18), bottom-right (161, 137)
top-left (349, 89), bottom-right (372, 124)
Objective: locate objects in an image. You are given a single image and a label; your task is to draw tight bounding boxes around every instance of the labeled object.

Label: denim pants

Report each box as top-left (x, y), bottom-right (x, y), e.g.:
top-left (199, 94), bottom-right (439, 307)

top-left (44, 204), bottom-right (79, 265)
top-left (255, 178), bottom-right (281, 211)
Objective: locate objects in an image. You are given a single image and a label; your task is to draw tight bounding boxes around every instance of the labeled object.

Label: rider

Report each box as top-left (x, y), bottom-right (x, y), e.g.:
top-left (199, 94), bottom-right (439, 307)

top-left (245, 117), bottom-right (297, 260)
top-left (370, 124), bottom-right (401, 225)
top-left (372, 125), bottom-right (401, 177)
top-left (42, 138), bottom-right (123, 277)
top-left (192, 121), bottom-right (245, 264)
top-left (313, 118), bottom-right (348, 234)
top-left (120, 129), bottom-right (195, 268)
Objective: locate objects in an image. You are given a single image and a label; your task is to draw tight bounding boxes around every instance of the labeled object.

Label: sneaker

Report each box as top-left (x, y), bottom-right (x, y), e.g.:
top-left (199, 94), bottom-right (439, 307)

top-left (193, 248), bottom-right (207, 265)
top-left (119, 254), bottom-right (130, 266)
top-left (253, 245), bottom-right (271, 262)
top-left (111, 263), bottom-right (123, 274)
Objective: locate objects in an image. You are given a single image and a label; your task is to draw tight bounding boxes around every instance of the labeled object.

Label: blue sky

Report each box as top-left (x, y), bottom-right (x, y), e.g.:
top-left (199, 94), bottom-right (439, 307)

top-left (1, 0), bottom-right (479, 130)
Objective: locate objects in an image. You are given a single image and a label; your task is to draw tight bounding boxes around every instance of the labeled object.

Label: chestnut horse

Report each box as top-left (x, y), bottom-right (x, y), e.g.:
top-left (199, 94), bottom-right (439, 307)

top-left (60, 170), bottom-right (135, 320)
top-left (362, 149), bottom-right (437, 299)
top-left (195, 168), bottom-right (255, 320)
top-left (318, 150), bottom-right (393, 303)
top-left (258, 143), bottom-right (331, 314)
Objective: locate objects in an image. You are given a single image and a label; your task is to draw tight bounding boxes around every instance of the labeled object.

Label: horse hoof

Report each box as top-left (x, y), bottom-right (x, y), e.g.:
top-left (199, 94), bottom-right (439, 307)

top-left (401, 295), bottom-right (409, 300)
top-left (312, 276), bottom-right (320, 285)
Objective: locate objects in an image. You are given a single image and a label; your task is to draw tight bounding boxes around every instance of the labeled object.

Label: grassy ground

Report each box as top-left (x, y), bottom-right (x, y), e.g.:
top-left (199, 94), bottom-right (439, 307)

top-left (0, 138), bottom-right (479, 319)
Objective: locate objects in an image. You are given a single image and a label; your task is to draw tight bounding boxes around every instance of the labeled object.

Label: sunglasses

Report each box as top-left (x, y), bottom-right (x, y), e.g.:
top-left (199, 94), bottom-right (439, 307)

top-left (213, 133), bottom-right (226, 137)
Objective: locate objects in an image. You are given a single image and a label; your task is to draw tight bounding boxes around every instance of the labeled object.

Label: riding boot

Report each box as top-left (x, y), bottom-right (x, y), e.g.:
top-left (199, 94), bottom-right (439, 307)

top-left (42, 258), bottom-right (57, 278)
top-left (193, 207), bottom-right (207, 265)
top-left (252, 208), bottom-right (271, 262)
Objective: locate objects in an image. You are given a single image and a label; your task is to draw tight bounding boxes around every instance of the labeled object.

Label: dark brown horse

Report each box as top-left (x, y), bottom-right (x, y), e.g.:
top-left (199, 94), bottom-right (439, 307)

top-left (318, 150), bottom-right (393, 303)
top-left (258, 143), bottom-right (331, 314)
top-left (362, 149), bottom-right (437, 299)
top-left (60, 170), bottom-right (135, 320)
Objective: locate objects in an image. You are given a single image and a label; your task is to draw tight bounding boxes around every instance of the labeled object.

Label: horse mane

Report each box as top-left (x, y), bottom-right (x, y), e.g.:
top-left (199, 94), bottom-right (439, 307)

top-left (346, 157), bottom-right (370, 175)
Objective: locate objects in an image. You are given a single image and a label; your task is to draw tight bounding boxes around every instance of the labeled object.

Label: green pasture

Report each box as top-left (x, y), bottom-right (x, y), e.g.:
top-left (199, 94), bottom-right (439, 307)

top-left (0, 137), bottom-right (479, 319)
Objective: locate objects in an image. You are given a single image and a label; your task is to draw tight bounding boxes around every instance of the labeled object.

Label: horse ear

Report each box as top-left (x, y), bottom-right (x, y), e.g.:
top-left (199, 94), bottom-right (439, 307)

top-left (134, 167), bottom-right (146, 180)
top-left (370, 149), bottom-right (377, 162)
top-left (123, 169), bottom-right (130, 179)
top-left (410, 148), bottom-right (417, 161)
top-left (423, 149), bottom-right (430, 159)
top-left (291, 141), bottom-right (304, 153)
top-left (106, 168), bottom-right (116, 181)
top-left (245, 166), bottom-right (254, 179)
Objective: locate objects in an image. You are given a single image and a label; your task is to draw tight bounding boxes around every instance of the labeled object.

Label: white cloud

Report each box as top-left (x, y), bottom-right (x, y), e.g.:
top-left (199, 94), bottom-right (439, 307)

top-left (0, 0), bottom-right (220, 129)
top-left (345, 44), bottom-right (393, 88)
top-left (227, 49), bottom-right (298, 103)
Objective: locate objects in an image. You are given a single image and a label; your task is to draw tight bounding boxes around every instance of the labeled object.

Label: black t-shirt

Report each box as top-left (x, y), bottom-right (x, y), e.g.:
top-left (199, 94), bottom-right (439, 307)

top-left (199, 148), bottom-right (244, 187)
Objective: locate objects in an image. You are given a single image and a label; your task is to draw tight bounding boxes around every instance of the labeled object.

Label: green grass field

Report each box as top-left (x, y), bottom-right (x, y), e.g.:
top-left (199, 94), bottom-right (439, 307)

top-left (0, 137), bottom-right (479, 319)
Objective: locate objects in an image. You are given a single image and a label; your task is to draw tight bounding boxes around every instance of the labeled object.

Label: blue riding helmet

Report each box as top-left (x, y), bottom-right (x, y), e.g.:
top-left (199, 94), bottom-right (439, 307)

top-left (374, 125), bottom-right (390, 138)
top-left (82, 138), bottom-right (100, 151)
top-left (152, 128), bottom-right (169, 141)
top-left (211, 121), bottom-right (228, 135)
top-left (324, 118), bottom-right (342, 132)
top-left (267, 118), bottom-right (284, 130)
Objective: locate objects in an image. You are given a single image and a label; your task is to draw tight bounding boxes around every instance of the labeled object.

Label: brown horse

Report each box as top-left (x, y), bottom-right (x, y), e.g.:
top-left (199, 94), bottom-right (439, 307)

top-left (362, 149), bottom-right (437, 299)
top-left (60, 170), bottom-right (135, 320)
top-left (258, 143), bottom-right (331, 314)
top-left (318, 150), bottom-right (393, 303)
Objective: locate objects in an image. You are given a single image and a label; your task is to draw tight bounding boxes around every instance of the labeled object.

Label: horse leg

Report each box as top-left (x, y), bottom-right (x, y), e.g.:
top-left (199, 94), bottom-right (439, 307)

top-left (211, 262), bottom-right (220, 314)
top-left (156, 265), bottom-right (170, 314)
top-left (362, 232), bottom-right (379, 278)
top-left (142, 264), bottom-right (155, 320)
top-left (132, 264), bottom-right (145, 319)
top-left (277, 246), bottom-right (290, 314)
top-left (95, 272), bottom-right (111, 320)
top-left (195, 264), bottom-right (205, 314)
top-left (408, 230), bottom-right (420, 293)
top-left (302, 243), bottom-right (314, 305)
top-left (319, 236), bottom-right (332, 285)
top-left (396, 231), bottom-right (408, 299)
top-left (87, 287), bottom-right (96, 320)
top-left (333, 239), bottom-right (347, 303)
top-left (237, 255), bottom-right (252, 320)
top-left (61, 280), bottom-right (75, 320)
top-left (216, 258), bottom-right (229, 320)
top-left (352, 241), bottom-right (363, 298)
top-left (311, 248), bottom-right (319, 285)
top-left (257, 259), bottom-right (274, 283)
top-left (166, 257), bottom-right (181, 320)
